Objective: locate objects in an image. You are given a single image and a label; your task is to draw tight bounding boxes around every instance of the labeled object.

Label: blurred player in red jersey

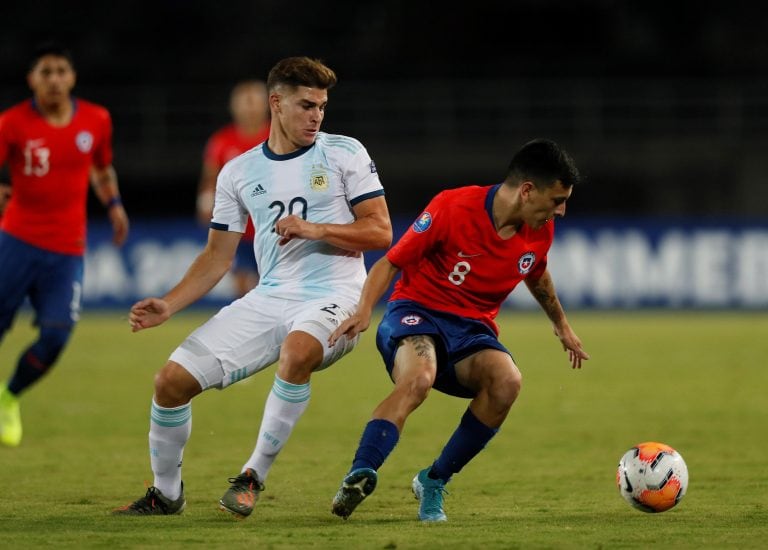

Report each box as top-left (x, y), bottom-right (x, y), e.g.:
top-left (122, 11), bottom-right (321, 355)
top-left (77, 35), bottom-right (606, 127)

top-left (197, 81), bottom-right (270, 296)
top-left (330, 139), bottom-right (589, 522)
top-left (0, 42), bottom-right (129, 447)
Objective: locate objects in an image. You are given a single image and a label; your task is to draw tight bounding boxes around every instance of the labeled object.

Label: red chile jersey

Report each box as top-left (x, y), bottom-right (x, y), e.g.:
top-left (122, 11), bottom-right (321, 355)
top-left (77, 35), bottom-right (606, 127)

top-left (0, 98), bottom-right (112, 255)
top-left (203, 123), bottom-right (270, 241)
top-left (386, 184), bottom-right (554, 334)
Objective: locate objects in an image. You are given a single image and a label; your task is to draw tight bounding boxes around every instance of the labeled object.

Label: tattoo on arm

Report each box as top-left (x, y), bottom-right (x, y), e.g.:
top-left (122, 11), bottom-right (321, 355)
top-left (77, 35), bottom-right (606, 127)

top-left (531, 285), bottom-right (555, 309)
top-left (528, 272), bottom-right (565, 323)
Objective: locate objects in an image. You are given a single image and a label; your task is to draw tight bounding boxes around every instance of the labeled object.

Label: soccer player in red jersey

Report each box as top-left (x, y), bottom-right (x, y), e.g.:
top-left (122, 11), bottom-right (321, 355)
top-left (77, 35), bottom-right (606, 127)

top-left (0, 43), bottom-right (129, 447)
top-left (196, 81), bottom-right (270, 296)
top-left (330, 139), bottom-right (589, 521)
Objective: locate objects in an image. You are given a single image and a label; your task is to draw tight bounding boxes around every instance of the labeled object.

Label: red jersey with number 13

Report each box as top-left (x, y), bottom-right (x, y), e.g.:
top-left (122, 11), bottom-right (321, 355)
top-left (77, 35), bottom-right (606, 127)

top-left (386, 184), bottom-right (554, 334)
top-left (0, 98), bottom-right (113, 255)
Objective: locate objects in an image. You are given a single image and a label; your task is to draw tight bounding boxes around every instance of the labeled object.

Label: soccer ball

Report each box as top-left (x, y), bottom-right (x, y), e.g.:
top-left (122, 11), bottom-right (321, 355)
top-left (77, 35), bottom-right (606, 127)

top-left (616, 441), bottom-right (688, 513)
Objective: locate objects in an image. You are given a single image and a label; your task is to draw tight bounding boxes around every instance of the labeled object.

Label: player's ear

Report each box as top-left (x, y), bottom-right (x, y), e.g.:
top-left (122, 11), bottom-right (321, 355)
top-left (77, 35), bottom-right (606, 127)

top-left (269, 91), bottom-right (281, 114)
top-left (520, 181), bottom-right (535, 201)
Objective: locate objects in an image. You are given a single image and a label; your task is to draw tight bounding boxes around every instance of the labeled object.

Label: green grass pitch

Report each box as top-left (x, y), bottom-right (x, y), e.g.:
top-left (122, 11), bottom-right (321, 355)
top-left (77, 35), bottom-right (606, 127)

top-left (1, 309), bottom-right (767, 548)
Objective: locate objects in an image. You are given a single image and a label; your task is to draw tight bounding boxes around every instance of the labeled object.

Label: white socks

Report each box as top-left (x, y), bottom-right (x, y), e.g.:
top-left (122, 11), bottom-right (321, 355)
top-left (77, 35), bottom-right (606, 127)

top-left (148, 399), bottom-right (191, 500)
top-left (147, 375), bottom-right (309, 497)
top-left (243, 376), bottom-right (310, 481)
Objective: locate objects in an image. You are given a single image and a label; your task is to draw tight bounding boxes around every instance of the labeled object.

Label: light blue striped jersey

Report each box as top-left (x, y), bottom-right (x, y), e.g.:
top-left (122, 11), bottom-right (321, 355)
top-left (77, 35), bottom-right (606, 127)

top-left (211, 132), bottom-right (384, 301)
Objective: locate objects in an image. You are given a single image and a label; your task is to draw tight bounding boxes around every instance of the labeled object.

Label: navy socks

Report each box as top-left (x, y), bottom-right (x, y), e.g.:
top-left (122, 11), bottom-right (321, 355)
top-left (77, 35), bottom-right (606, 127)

top-left (351, 418), bottom-right (400, 471)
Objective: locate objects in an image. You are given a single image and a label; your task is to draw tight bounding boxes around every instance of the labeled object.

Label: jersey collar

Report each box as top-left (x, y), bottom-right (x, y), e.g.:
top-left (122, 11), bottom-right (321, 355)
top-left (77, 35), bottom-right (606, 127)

top-left (30, 97), bottom-right (77, 117)
top-left (262, 140), bottom-right (315, 161)
top-left (485, 184), bottom-right (501, 227)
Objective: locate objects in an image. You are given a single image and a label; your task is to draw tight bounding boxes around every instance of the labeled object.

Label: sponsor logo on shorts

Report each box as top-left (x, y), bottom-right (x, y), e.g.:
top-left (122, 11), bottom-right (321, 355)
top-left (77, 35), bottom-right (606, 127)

top-left (518, 251), bottom-right (536, 274)
top-left (401, 314), bottom-right (423, 326)
top-left (413, 212), bottom-right (432, 233)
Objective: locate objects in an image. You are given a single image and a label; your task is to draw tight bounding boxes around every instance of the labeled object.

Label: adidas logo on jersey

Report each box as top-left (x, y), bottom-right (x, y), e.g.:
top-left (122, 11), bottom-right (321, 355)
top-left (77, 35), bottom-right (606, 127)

top-left (250, 184), bottom-right (267, 197)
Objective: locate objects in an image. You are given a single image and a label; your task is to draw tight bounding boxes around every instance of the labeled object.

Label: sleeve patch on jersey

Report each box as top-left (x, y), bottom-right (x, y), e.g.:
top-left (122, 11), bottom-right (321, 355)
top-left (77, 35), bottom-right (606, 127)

top-left (412, 211), bottom-right (433, 233)
top-left (370, 160), bottom-right (377, 174)
top-left (210, 222), bottom-right (229, 231)
top-left (349, 189), bottom-right (385, 206)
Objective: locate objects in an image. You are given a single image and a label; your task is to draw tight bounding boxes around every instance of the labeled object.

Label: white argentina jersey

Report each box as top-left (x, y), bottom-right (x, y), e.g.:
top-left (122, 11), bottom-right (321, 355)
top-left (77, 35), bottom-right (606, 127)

top-left (211, 132), bottom-right (385, 301)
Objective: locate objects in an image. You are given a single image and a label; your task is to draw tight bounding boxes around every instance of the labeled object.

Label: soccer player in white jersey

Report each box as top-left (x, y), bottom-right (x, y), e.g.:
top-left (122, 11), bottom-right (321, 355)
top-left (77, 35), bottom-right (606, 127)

top-left (114, 57), bottom-right (392, 516)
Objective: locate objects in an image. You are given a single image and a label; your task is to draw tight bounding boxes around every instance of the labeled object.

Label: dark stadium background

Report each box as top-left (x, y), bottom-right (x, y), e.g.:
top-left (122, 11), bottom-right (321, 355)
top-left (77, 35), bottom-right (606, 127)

top-left (2, 1), bottom-right (766, 222)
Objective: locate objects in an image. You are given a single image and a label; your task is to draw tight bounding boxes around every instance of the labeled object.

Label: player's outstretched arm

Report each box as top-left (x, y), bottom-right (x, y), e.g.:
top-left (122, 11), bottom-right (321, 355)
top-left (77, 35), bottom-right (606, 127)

top-left (524, 269), bottom-right (590, 369)
top-left (275, 196), bottom-right (392, 251)
top-left (129, 297), bottom-right (171, 332)
top-left (328, 256), bottom-right (400, 346)
top-left (552, 322), bottom-right (589, 370)
top-left (128, 229), bottom-right (241, 332)
top-left (196, 161), bottom-right (219, 226)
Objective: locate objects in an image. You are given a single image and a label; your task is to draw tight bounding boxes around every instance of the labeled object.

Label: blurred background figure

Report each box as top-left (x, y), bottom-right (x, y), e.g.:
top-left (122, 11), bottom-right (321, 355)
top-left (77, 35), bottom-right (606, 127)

top-left (197, 80), bottom-right (270, 297)
top-left (0, 42), bottom-right (129, 447)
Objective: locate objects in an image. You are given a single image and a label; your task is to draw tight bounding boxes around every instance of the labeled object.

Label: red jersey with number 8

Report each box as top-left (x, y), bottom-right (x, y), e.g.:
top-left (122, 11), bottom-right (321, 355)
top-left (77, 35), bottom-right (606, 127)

top-left (0, 98), bottom-right (113, 255)
top-left (386, 185), bottom-right (554, 334)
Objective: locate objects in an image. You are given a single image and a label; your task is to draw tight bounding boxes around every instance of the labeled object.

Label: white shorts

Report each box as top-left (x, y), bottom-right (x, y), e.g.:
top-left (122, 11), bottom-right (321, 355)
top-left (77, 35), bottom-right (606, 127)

top-left (169, 293), bottom-right (359, 390)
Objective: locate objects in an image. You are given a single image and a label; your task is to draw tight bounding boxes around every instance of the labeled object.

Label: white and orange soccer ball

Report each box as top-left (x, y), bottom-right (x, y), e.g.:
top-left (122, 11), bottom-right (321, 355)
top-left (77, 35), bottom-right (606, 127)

top-left (616, 441), bottom-right (688, 513)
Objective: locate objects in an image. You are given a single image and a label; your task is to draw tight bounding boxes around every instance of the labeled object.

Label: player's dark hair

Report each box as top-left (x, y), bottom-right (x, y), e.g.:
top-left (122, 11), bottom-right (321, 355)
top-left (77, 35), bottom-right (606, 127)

top-left (29, 41), bottom-right (74, 71)
top-left (267, 57), bottom-right (337, 92)
top-left (505, 139), bottom-right (580, 189)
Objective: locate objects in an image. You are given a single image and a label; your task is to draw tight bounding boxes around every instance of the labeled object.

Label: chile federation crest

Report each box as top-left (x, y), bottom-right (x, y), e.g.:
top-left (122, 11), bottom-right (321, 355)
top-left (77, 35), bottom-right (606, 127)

top-left (518, 252), bottom-right (536, 274)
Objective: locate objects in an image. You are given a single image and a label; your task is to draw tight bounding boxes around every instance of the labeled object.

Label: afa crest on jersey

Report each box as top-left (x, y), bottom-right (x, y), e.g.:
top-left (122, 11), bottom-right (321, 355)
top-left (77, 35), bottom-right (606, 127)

top-left (75, 131), bottom-right (94, 153)
top-left (518, 252), bottom-right (536, 274)
top-left (413, 212), bottom-right (432, 233)
top-left (310, 166), bottom-right (329, 191)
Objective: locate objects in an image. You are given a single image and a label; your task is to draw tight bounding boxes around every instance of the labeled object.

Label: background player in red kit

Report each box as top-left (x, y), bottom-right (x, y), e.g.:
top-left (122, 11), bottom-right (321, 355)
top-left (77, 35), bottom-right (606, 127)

top-left (0, 43), bottom-right (129, 447)
top-left (330, 139), bottom-right (589, 522)
top-left (196, 80), bottom-right (270, 296)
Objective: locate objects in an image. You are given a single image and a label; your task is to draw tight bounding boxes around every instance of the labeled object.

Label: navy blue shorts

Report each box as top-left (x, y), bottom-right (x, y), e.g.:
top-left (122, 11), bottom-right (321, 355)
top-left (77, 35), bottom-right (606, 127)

top-left (0, 231), bottom-right (84, 333)
top-left (375, 299), bottom-right (512, 398)
top-left (233, 238), bottom-right (258, 274)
